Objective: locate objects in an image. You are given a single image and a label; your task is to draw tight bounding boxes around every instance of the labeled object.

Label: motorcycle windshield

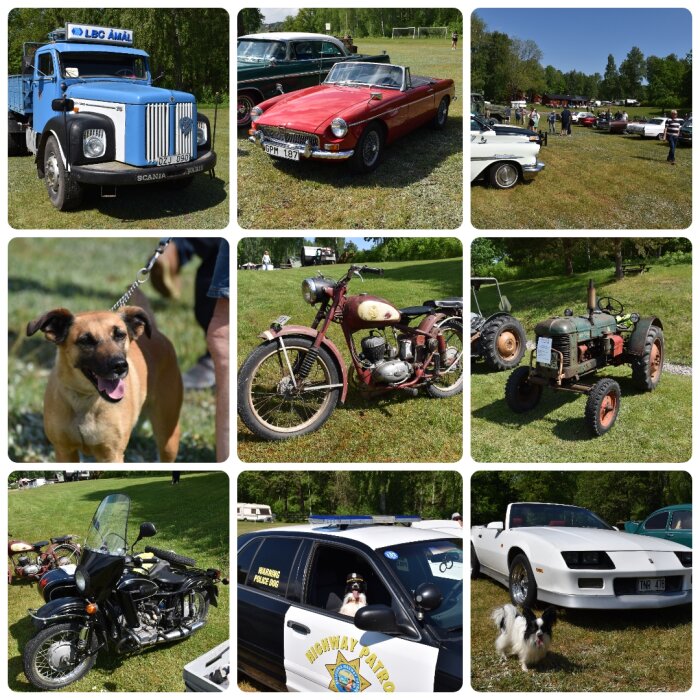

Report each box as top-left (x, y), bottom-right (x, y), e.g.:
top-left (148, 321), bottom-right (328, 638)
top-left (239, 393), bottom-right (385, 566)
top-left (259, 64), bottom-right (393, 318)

top-left (84, 493), bottom-right (130, 556)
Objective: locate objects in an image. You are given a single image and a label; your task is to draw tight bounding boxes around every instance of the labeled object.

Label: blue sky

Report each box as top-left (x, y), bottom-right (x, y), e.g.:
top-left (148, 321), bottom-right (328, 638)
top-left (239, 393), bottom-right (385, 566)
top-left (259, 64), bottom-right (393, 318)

top-left (474, 8), bottom-right (691, 76)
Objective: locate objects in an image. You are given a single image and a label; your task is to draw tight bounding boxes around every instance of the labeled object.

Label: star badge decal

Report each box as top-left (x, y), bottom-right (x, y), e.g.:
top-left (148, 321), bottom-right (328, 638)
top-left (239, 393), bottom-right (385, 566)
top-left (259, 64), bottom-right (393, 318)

top-left (325, 651), bottom-right (371, 692)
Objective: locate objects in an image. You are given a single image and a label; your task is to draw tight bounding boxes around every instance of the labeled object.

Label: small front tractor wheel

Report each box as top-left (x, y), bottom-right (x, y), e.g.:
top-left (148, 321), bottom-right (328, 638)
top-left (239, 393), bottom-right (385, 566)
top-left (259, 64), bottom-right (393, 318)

top-left (585, 378), bottom-right (621, 436)
top-left (479, 315), bottom-right (526, 370)
top-left (505, 366), bottom-right (542, 412)
top-left (631, 325), bottom-right (664, 391)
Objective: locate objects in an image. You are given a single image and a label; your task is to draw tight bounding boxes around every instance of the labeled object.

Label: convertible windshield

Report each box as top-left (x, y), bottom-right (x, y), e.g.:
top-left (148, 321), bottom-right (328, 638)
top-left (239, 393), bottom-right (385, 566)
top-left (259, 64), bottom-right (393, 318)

top-left (60, 52), bottom-right (147, 79)
top-left (325, 62), bottom-right (404, 90)
top-left (84, 493), bottom-right (130, 555)
top-left (509, 503), bottom-right (614, 530)
top-left (378, 538), bottom-right (462, 638)
top-left (237, 39), bottom-right (286, 63)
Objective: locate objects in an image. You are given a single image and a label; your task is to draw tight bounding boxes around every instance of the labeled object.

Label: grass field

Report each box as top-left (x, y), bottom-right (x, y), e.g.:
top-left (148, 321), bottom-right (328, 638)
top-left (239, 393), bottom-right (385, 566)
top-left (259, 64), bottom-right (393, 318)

top-left (471, 265), bottom-right (692, 463)
top-left (237, 39), bottom-right (463, 229)
top-left (7, 472), bottom-right (229, 692)
top-left (8, 238), bottom-right (219, 462)
top-left (237, 258), bottom-right (463, 462)
top-left (471, 120), bottom-right (692, 229)
top-left (8, 108), bottom-right (229, 229)
top-left (471, 577), bottom-right (691, 691)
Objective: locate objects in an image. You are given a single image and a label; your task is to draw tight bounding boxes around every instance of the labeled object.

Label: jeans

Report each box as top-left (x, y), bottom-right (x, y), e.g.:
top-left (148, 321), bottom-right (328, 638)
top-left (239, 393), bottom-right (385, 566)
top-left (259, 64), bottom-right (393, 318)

top-left (549, 122), bottom-right (556, 133)
top-left (667, 135), bottom-right (678, 162)
top-left (208, 239), bottom-right (230, 300)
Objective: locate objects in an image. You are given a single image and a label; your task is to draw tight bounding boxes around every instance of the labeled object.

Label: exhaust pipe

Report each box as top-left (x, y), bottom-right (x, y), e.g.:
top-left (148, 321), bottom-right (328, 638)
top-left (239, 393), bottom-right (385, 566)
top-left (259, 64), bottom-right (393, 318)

top-left (587, 279), bottom-right (596, 323)
top-left (161, 620), bottom-right (206, 642)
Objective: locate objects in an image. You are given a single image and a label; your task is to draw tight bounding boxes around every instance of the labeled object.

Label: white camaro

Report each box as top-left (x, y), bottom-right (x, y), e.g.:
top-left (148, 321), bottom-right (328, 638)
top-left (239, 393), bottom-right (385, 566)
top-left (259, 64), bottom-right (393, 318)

top-left (471, 502), bottom-right (692, 609)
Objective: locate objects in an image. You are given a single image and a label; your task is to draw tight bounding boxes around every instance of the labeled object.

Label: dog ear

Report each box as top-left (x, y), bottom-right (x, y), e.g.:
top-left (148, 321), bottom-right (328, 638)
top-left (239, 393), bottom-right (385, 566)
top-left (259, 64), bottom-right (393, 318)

top-left (120, 306), bottom-right (152, 340)
top-left (26, 308), bottom-right (74, 344)
top-left (521, 606), bottom-right (536, 621)
top-left (542, 606), bottom-right (558, 626)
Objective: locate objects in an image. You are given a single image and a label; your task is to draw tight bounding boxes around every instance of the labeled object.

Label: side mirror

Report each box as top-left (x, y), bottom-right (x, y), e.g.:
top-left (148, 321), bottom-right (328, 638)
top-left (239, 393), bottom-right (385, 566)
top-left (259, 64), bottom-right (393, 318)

top-left (499, 295), bottom-right (512, 313)
top-left (132, 522), bottom-right (157, 550)
top-left (52, 98), bottom-right (74, 112)
top-left (414, 583), bottom-right (443, 612)
top-left (152, 71), bottom-right (165, 84)
top-left (354, 604), bottom-right (412, 635)
top-left (487, 520), bottom-right (504, 530)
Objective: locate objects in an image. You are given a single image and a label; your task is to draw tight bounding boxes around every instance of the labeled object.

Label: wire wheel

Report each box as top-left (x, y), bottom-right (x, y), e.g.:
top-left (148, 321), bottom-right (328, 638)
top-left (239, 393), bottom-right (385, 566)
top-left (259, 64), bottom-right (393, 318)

top-left (426, 319), bottom-right (463, 397)
top-left (237, 94), bottom-right (255, 127)
top-left (52, 545), bottom-right (80, 567)
top-left (362, 130), bottom-right (381, 167)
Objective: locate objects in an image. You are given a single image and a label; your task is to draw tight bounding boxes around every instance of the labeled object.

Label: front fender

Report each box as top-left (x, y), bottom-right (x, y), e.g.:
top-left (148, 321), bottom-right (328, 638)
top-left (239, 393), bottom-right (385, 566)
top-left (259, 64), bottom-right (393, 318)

top-left (29, 596), bottom-right (89, 631)
top-left (258, 325), bottom-right (348, 404)
top-left (627, 317), bottom-right (663, 356)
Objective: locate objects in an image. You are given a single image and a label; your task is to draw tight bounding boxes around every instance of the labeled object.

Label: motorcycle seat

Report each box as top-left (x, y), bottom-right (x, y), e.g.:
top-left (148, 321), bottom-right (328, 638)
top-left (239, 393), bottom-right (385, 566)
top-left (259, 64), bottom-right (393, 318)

top-left (32, 540), bottom-right (49, 548)
top-left (423, 297), bottom-right (463, 309)
top-left (50, 536), bottom-right (73, 544)
top-left (399, 305), bottom-right (434, 317)
top-left (151, 567), bottom-right (188, 585)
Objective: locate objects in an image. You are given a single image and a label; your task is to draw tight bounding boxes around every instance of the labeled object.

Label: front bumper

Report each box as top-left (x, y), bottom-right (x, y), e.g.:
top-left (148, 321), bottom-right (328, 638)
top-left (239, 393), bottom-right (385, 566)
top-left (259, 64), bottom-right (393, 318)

top-left (522, 161), bottom-right (545, 180)
top-left (249, 129), bottom-right (353, 160)
top-left (70, 150), bottom-right (216, 185)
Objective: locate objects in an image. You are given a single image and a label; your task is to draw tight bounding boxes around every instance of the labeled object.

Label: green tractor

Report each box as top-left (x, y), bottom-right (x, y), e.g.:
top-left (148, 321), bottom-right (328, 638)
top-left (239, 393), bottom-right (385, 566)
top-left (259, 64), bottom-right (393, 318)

top-left (505, 279), bottom-right (664, 436)
top-left (471, 277), bottom-right (527, 371)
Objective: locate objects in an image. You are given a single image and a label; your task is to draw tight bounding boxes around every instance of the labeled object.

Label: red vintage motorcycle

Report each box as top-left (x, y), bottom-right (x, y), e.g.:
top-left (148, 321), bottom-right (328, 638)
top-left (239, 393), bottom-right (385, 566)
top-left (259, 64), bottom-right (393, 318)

top-left (8, 533), bottom-right (81, 584)
top-left (238, 264), bottom-right (463, 440)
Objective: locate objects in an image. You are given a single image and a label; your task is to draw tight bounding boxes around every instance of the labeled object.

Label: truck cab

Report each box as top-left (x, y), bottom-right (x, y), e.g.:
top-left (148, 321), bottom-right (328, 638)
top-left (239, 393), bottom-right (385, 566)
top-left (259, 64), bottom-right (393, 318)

top-left (8, 22), bottom-right (217, 210)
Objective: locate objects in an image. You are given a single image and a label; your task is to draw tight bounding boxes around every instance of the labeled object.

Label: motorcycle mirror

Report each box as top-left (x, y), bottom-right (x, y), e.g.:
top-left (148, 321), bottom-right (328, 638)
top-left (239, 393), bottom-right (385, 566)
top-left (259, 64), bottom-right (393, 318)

top-left (132, 521), bottom-right (157, 550)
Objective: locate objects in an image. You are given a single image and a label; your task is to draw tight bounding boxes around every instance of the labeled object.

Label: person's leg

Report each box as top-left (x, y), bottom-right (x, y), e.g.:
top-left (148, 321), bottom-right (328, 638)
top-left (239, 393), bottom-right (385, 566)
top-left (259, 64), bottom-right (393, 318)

top-left (667, 136), bottom-right (677, 162)
top-left (207, 299), bottom-right (229, 462)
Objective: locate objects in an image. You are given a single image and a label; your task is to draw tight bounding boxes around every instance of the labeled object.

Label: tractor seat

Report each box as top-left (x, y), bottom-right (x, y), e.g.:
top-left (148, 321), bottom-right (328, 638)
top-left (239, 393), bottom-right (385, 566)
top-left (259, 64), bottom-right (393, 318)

top-left (33, 540), bottom-right (50, 548)
top-left (50, 535), bottom-right (73, 544)
top-left (423, 297), bottom-right (463, 309)
top-left (399, 305), bottom-right (433, 317)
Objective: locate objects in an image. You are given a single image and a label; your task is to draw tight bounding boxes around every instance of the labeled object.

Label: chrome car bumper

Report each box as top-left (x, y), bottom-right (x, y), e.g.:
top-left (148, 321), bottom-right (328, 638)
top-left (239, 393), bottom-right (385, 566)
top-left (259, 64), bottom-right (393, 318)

top-left (522, 161), bottom-right (545, 180)
top-left (249, 130), bottom-right (354, 160)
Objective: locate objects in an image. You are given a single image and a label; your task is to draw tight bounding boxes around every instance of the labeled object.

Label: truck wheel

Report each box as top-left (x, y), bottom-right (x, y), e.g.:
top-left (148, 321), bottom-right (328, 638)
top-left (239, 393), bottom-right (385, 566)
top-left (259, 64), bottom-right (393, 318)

top-left (479, 315), bottom-right (526, 370)
top-left (489, 162), bottom-right (520, 189)
top-left (431, 96), bottom-right (450, 130)
top-left (349, 123), bottom-right (384, 174)
top-left (470, 544), bottom-right (480, 580)
top-left (509, 554), bottom-right (538, 607)
top-left (44, 136), bottom-right (83, 211)
top-left (585, 378), bottom-right (621, 436)
top-left (505, 366), bottom-right (542, 412)
top-left (237, 93), bottom-right (256, 128)
top-left (631, 326), bottom-right (664, 391)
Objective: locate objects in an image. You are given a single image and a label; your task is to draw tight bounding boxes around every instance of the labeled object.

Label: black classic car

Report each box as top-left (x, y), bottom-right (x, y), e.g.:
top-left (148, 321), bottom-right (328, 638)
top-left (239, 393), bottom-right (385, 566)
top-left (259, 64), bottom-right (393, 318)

top-left (471, 113), bottom-right (547, 147)
top-left (237, 32), bottom-right (390, 127)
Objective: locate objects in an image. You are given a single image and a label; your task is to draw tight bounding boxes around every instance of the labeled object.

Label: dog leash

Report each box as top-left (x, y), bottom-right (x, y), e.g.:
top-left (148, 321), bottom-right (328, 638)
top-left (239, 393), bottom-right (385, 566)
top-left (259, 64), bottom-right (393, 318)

top-left (111, 238), bottom-right (172, 311)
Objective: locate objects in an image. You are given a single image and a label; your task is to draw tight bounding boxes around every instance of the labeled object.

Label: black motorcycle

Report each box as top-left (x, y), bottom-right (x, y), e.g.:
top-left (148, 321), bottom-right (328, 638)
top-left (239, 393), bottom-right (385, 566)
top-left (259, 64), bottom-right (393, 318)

top-left (23, 493), bottom-right (227, 690)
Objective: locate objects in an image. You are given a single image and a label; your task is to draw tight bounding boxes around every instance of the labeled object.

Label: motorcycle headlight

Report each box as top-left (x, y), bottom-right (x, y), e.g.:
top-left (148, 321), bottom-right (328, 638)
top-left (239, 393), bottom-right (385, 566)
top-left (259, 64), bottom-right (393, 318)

top-left (83, 129), bottom-right (106, 158)
top-left (75, 565), bottom-right (89, 593)
top-left (331, 117), bottom-right (348, 138)
top-left (250, 106), bottom-right (263, 123)
top-left (302, 278), bottom-right (320, 305)
top-left (197, 120), bottom-right (207, 146)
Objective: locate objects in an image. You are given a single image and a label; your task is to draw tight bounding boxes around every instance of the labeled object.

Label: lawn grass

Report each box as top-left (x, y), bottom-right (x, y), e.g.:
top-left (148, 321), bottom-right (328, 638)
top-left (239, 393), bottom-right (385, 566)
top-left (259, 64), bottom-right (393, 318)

top-left (8, 237), bottom-right (219, 462)
top-left (237, 258), bottom-right (463, 462)
top-left (471, 265), bottom-right (692, 463)
top-left (471, 577), bottom-right (691, 691)
top-left (237, 39), bottom-right (463, 230)
top-left (471, 120), bottom-right (692, 229)
top-left (7, 472), bottom-right (229, 692)
top-left (8, 108), bottom-right (229, 229)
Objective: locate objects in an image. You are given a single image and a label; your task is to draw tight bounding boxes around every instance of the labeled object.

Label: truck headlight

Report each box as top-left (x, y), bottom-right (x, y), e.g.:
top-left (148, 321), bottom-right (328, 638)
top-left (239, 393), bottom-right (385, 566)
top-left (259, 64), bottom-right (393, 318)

top-left (331, 117), bottom-right (348, 138)
top-left (250, 106), bottom-right (263, 123)
top-left (83, 129), bottom-right (106, 158)
top-left (197, 120), bottom-right (208, 146)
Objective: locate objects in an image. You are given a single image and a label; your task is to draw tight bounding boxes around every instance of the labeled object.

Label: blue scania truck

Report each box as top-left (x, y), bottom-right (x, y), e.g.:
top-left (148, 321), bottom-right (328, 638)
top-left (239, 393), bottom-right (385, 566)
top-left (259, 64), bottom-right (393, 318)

top-left (8, 23), bottom-right (216, 210)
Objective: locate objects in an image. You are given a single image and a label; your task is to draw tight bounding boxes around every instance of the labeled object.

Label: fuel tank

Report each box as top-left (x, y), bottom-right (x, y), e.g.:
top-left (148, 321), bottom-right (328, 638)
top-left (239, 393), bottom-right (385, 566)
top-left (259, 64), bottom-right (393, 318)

top-left (342, 294), bottom-right (402, 332)
top-left (8, 541), bottom-right (34, 554)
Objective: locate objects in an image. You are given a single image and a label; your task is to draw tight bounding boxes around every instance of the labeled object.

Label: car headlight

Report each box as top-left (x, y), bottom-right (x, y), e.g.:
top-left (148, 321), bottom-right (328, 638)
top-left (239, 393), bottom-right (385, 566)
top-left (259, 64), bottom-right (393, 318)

top-left (197, 120), bottom-right (207, 146)
top-left (331, 117), bottom-right (348, 138)
top-left (675, 551), bottom-right (692, 568)
top-left (250, 106), bottom-right (263, 123)
top-left (75, 565), bottom-right (89, 593)
top-left (83, 129), bottom-right (106, 158)
top-left (562, 551), bottom-right (615, 569)
top-left (302, 278), bottom-right (320, 305)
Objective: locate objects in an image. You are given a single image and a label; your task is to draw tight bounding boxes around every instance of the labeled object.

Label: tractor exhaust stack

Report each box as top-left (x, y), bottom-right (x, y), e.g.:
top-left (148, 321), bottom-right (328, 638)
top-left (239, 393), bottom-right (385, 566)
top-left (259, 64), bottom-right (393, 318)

top-left (588, 279), bottom-right (596, 322)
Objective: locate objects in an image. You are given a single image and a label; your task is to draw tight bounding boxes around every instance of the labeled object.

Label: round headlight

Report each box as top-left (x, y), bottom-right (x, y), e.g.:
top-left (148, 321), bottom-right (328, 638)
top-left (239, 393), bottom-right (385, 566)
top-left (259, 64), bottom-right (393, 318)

top-left (250, 106), bottom-right (263, 123)
top-left (75, 566), bottom-right (89, 593)
top-left (302, 278), bottom-right (319, 305)
top-left (197, 121), bottom-right (207, 146)
top-left (83, 129), bottom-right (106, 158)
top-left (331, 117), bottom-right (348, 138)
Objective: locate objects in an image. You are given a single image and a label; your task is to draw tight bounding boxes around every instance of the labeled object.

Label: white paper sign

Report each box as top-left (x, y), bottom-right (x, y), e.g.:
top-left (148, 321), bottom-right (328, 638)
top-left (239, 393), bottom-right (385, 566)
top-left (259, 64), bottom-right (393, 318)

top-left (536, 336), bottom-right (553, 364)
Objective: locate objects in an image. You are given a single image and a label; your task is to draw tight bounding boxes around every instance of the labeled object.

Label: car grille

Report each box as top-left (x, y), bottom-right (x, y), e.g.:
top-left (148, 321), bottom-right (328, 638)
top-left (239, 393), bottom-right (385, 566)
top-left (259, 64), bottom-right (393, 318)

top-left (145, 102), bottom-right (194, 162)
top-left (259, 126), bottom-right (319, 149)
top-left (613, 576), bottom-right (683, 595)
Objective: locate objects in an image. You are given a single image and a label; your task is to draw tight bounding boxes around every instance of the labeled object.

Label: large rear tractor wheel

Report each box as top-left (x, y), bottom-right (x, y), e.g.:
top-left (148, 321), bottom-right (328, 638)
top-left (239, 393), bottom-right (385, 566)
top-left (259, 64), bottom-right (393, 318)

top-left (479, 315), bottom-right (526, 370)
top-left (631, 325), bottom-right (664, 391)
top-left (585, 378), bottom-right (621, 436)
top-left (505, 366), bottom-right (542, 412)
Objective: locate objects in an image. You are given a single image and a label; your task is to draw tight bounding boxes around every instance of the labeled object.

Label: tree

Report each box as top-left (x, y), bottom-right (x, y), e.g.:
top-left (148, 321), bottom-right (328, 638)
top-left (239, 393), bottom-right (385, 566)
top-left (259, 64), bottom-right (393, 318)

top-left (601, 54), bottom-right (620, 100)
top-left (238, 8), bottom-right (264, 36)
top-left (619, 46), bottom-right (645, 98)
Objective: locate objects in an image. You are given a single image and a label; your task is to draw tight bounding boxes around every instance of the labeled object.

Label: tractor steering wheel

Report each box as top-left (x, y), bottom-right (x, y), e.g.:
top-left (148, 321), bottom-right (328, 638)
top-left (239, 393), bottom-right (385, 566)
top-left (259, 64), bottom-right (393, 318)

top-left (597, 296), bottom-right (624, 315)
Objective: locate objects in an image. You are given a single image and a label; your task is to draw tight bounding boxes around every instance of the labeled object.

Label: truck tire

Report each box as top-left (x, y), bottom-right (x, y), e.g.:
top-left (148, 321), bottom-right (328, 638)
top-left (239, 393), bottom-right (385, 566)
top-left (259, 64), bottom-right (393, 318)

top-left (479, 315), bottom-right (526, 370)
top-left (631, 325), bottom-right (664, 391)
top-left (585, 378), bottom-right (621, 436)
top-left (505, 366), bottom-right (542, 413)
top-left (43, 135), bottom-right (83, 211)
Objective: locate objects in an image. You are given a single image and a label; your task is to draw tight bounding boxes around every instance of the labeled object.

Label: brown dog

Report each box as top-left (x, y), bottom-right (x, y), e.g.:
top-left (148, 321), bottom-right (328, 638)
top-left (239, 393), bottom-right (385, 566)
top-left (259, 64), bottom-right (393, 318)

top-left (26, 303), bottom-right (182, 462)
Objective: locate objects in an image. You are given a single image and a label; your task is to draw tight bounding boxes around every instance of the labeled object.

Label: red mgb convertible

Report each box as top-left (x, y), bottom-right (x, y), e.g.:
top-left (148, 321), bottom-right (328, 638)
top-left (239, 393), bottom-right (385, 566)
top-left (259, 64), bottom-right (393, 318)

top-left (248, 61), bottom-right (456, 173)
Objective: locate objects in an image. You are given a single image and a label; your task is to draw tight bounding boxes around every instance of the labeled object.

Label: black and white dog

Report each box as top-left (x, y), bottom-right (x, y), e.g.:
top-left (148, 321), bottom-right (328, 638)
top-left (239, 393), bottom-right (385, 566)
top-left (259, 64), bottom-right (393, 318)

top-left (338, 572), bottom-right (367, 617)
top-left (491, 604), bottom-right (557, 671)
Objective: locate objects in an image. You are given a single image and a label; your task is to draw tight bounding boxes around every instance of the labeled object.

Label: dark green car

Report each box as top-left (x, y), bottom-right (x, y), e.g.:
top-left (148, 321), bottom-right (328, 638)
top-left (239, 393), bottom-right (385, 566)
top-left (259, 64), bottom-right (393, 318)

top-left (624, 504), bottom-right (692, 548)
top-left (237, 32), bottom-right (390, 127)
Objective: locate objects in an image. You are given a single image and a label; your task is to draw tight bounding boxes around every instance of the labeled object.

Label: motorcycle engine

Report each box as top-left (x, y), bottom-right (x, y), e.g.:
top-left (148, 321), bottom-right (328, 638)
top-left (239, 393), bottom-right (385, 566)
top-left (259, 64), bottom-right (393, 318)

top-left (17, 555), bottom-right (41, 576)
top-left (360, 334), bottom-right (413, 384)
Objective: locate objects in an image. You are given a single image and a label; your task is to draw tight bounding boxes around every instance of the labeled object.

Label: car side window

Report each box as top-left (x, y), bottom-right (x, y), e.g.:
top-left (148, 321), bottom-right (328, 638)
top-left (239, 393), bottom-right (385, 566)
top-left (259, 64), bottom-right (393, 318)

top-left (644, 512), bottom-right (669, 530)
top-left (237, 538), bottom-right (261, 585)
top-left (304, 544), bottom-right (393, 615)
top-left (37, 52), bottom-right (54, 77)
top-left (247, 537), bottom-right (301, 596)
top-left (321, 41), bottom-right (343, 57)
top-left (671, 510), bottom-right (692, 530)
top-left (292, 41), bottom-right (320, 61)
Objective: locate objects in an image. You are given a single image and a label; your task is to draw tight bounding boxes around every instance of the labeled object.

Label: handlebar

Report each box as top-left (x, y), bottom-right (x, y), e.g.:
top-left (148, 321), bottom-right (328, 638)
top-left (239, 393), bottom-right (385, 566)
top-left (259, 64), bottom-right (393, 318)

top-left (350, 265), bottom-right (384, 276)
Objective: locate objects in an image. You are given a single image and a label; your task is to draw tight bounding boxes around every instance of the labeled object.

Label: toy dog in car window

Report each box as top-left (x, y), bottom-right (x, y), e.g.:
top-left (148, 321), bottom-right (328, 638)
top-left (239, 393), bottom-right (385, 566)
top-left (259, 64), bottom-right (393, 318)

top-left (338, 572), bottom-right (367, 617)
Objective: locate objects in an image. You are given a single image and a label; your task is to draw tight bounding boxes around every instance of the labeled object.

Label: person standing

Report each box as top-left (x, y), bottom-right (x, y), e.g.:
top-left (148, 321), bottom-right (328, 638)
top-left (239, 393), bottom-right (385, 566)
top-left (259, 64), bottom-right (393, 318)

top-left (663, 110), bottom-right (684, 165)
top-left (262, 250), bottom-right (272, 270)
top-left (451, 30), bottom-right (458, 50)
top-left (548, 111), bottom-right (557, 134)
top-left (532, 107), bottom-right (540, 131)
top-left (560, 106), bottom-right (571, 136)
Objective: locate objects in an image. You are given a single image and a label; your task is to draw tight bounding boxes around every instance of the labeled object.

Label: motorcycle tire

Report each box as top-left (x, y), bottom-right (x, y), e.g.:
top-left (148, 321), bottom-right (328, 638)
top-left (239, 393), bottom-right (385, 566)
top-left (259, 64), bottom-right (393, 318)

top-left (426, 318), bottom-right (464, 398)
top-left (51, 544), bottom-right (81, 567)
top-left (145, 545), bottom-right (196, 567)
top-left (24, 622), bottom-right (97, 690)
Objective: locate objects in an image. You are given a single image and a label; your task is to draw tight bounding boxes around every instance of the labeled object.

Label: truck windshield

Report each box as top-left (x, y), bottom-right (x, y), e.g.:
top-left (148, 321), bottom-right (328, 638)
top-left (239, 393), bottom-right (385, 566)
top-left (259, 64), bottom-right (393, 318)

top-left (60, 52), bottom-right (147, 80)
top-left (238, 40), bottom-right (286, 63)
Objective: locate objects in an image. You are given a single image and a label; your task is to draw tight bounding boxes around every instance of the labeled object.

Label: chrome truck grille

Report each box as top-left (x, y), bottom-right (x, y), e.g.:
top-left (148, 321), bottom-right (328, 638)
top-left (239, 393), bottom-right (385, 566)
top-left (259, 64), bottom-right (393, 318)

top-left (145, 102), bottom-right (194, 162)
top-left (175, 102), bottom-right (194, 156)
top-left (259, 126), bottom-right (319, 149)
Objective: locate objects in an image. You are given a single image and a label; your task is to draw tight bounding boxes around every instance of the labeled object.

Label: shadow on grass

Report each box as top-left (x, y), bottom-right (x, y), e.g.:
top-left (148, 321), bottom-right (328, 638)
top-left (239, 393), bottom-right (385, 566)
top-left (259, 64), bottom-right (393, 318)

top-left (472, 391), bottom-right (580, 428)
top-left (564, 604), bottom-right (691, 631)
top-left (531, 651), bottom-right (584, 674)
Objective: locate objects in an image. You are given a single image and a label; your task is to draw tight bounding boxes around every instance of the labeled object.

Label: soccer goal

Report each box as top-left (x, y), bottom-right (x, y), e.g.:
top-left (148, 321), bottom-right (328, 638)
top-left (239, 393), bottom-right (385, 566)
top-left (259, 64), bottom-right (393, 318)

top-left (417, 27), bottom-right (448, 39)
top-left (391, 27), bottom-right (416, 39)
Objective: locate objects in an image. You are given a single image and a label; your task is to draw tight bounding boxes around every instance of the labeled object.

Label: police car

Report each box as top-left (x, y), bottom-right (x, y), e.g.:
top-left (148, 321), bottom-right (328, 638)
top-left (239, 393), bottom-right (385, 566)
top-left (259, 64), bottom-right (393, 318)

top-left (238, 515), bottom-right (462, 692)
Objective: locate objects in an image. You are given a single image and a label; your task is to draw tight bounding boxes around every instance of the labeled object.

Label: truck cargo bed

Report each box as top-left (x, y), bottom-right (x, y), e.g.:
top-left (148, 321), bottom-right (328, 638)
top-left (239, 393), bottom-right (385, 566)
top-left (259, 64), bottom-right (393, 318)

top-left (8, 75), bottom-right (33, 115)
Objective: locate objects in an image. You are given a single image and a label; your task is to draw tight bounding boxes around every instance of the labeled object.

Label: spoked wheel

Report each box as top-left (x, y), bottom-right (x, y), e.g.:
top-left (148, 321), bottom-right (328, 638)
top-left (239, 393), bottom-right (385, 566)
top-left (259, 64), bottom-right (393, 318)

top-left (187, 591), bottom-right (210, 625)
top-left (238, 337), bottom-right (341, 440)
top-left (23, 623), bottom-right (97, 690)
top-left (585, 378), bottom-right (621, 436)
top-left (426, 319), bottom-right (463, 398)
top-left (52, 544), bottom-right (81, 567)
top-left (237, 93), bottom-right (256, 127)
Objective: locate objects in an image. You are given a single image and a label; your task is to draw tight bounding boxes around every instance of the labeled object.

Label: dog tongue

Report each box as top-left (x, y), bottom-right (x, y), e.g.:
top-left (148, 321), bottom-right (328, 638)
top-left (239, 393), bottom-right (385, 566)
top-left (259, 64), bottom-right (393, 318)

top-left (97, 376), bottom-right (125, 399)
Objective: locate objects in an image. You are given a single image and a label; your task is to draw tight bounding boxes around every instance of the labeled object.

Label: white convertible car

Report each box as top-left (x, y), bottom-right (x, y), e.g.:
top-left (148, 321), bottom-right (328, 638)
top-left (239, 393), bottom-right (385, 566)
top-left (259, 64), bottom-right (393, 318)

top-left (625, 117), bottom-right (670, 139)
top-left (471, 502), bottom-right (692, 609)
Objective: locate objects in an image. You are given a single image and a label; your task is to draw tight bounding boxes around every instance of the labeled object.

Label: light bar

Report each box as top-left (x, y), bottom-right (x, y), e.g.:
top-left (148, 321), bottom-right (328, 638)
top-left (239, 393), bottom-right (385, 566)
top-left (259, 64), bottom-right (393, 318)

top-left (309, 514), bottom-right (421, 526)
top-left (65, 23), bottom-right (134, 45)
